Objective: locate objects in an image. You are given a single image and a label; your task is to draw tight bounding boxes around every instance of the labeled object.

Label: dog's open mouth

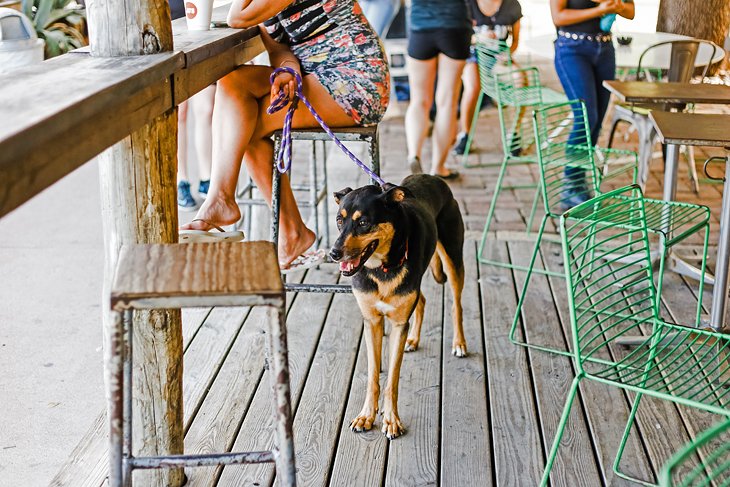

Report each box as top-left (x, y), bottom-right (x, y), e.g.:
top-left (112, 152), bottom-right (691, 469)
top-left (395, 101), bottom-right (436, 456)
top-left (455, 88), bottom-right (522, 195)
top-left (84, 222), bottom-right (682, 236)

top-left (339, 240), bottom-right (379, 277)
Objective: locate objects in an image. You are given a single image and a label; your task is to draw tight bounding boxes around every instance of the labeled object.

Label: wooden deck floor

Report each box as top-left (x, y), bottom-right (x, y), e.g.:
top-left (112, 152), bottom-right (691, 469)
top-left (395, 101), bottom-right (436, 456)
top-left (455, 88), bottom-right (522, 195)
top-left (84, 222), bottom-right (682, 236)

top-left (52, 99), bottom-right (730, 486)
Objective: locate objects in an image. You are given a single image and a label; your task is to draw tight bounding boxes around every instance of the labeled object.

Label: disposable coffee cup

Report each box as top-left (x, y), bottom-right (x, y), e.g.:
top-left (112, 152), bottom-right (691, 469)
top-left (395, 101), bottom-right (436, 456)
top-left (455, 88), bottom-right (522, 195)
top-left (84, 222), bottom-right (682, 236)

top-left (185, 0), bottom-right (214, 31)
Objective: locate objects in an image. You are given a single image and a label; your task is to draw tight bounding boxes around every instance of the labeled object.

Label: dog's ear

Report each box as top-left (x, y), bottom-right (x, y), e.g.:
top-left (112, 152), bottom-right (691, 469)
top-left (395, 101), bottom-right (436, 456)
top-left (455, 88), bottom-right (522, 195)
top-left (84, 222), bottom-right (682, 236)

top-left (333, 187), bottom-right (353, 205)
top-left (382, 185), bottom-right (412, 204)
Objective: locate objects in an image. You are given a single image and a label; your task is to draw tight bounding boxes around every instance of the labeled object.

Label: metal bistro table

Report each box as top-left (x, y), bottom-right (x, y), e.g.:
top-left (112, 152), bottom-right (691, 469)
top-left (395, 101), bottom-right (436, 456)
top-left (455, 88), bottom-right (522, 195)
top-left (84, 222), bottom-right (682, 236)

top-left (651, 111), bottom-right (730, 330)
top-left (603, 80), bottom-right (730, 286)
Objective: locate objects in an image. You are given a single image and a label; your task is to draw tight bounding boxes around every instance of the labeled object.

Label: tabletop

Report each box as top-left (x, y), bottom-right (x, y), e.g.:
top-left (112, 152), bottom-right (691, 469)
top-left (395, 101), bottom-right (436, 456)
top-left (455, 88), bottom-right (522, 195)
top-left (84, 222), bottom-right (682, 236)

top-left (650, 111), bottom-right (730, 147)
top-left (603, 81), bottom-right (730, 105)
top-left (523, 31), bottom-right (723, 70)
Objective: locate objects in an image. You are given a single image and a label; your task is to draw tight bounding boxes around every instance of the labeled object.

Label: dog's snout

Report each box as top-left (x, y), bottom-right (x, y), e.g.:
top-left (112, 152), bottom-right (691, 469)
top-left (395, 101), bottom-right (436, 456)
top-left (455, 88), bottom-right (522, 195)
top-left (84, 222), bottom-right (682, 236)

top-left (329, 247), bottom-right (343, 261)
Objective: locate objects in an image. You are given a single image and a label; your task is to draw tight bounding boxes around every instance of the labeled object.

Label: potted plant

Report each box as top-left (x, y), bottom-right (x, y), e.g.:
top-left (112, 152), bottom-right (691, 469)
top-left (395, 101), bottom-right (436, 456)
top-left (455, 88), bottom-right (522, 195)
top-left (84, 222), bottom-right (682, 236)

top-left (21, 0), bottom-right (86, 58)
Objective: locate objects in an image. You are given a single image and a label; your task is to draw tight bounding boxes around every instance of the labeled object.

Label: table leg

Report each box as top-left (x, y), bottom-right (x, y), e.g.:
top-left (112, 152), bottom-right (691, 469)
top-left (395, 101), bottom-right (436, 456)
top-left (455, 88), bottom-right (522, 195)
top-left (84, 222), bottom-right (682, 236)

top-left (710, 156), bottom-right (730, 329)
top-left (660, 143), bottom-right (714, 285)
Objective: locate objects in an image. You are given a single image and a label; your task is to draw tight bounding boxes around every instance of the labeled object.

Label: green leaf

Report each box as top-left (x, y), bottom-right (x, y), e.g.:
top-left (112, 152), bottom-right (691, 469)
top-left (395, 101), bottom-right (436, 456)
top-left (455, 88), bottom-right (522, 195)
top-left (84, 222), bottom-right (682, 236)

top-left (35, 0), bottom-right (53, 31)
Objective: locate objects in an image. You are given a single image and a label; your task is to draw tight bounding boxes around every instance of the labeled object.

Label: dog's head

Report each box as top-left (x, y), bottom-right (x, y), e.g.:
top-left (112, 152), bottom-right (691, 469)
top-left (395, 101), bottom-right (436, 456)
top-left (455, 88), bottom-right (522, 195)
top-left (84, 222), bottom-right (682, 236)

top-left (329, 183), bottom-right (411, 276)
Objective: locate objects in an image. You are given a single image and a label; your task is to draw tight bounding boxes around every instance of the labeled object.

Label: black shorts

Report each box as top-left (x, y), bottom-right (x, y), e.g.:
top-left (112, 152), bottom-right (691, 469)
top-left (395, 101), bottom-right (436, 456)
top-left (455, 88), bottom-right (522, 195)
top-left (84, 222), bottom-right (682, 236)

top-left (407, 28), bottom-right (472, 61)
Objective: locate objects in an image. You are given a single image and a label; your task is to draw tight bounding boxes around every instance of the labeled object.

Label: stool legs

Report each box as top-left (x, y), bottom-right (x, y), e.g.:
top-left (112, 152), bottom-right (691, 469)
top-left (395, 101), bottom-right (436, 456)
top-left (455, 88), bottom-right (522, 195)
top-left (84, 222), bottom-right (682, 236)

top-left (369, 130), bottom-right (381, 185)
top-left (266, 304), bottom-right (297, 486)
top-left (321, 140), bottom-right (330, 247)
top-left (108, 311), bottom-right (125, 487)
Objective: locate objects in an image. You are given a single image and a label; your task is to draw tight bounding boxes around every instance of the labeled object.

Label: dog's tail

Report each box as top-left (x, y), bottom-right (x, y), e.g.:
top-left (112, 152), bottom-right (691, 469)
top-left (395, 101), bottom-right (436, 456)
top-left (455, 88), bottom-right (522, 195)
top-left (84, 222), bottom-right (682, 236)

top-left (430, 252), bottom-right (447, 284)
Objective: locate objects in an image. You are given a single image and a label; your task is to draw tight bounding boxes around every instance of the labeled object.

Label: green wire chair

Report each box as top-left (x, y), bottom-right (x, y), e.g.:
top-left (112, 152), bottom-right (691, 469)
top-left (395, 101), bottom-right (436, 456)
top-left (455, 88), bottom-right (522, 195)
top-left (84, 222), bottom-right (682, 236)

top-left (510, 100), bottom-right (710, 357)
top-left (462, 39), bottom-right (566, 167)
top-left (475, 68), bottom-right (567, 272)
top-left (541, 185), bottom-right (730, 486)
top-left (659, 418), bottom-right (730, 486)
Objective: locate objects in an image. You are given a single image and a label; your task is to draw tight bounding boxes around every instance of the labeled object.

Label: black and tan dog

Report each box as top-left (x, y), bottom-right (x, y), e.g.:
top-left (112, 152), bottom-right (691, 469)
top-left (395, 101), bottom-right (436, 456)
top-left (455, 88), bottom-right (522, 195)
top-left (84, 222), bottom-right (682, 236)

top-left (330, 173), bottom-right (467, 440)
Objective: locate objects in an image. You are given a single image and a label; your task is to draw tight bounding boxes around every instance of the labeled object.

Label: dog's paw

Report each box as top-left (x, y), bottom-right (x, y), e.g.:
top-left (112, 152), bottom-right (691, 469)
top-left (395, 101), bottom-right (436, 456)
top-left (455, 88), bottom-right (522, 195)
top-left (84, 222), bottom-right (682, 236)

top-left (404, 338), bottom-right (419, 352)
top-left (350, 414), bottom-right (376, 433)
top-left (381, 413), bottom-right (406, 440)
top-left (452, 342), bottom-right (468, 358)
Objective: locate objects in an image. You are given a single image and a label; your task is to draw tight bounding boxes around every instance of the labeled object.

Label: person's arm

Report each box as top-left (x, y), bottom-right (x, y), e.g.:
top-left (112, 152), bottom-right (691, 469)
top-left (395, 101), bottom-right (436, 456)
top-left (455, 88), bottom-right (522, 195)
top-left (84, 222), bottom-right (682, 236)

top-left (510, 18), bottom-right (520, 53)
top-left (549, 0), bottom-right (620, 27)
top-left (616, 0), bottom-right (634, 20)
top-left (227, 0), bottom-right (293, 28)
top-left (258, 25), bottom-right (301, 104)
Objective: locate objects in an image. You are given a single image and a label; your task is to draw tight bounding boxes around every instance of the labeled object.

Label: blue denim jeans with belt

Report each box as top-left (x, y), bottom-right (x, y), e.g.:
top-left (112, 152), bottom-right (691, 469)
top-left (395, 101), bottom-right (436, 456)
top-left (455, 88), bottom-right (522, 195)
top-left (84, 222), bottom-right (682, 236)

top-left (554, 34), bottom-right (616, 200)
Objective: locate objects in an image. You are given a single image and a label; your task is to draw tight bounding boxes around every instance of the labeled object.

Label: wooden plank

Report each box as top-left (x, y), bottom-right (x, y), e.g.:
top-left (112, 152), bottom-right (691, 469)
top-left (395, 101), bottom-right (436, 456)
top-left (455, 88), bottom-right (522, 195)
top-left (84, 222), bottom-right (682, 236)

top-left (651, 112), bottom-right (730, 147)
top-left (604, 81), bottom-right (730, 105)
top-left (328, 335), bottom-right (388, 486)
top-left (480, 241), bottom-right (544, 486)
top-left (439, 242), bottom-right (492, 485)
top-left (282, 290), bottom-right (363, 486)
top-left (385, 272), bottom-right (443, 486)
top-left (216, 267), bottom-right (339, 485)
top-left (182, 305), bottom-right (269, 487)
top-left (111, 242), bottom-right (283, 309)
top-left (173, 36), bottom-right (264, 103)
top-left (172, 14), bottom-right (260, 66)
top-left (0, 53), bottom-right (183, 218)
top-left (508, 240), bottom-right (603, 486)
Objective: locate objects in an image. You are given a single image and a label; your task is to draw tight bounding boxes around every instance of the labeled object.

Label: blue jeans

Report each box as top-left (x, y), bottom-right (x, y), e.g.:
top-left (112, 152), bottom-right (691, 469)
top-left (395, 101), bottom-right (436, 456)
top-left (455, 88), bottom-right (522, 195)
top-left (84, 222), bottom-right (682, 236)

top-left (554, 36), bottom-right (615, 183)
top-left (360, 0), bottom-right (401, 37)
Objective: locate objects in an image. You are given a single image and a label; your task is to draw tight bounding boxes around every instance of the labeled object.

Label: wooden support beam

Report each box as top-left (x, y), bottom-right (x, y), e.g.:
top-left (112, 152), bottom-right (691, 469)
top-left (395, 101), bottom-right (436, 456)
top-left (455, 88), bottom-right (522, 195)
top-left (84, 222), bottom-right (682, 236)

top-left (89, 1), bottom-right (184, 486)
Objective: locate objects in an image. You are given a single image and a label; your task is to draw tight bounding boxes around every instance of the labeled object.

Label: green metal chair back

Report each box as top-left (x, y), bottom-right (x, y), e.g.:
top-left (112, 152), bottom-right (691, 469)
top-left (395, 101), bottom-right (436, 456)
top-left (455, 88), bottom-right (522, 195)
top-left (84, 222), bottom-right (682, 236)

top-left (533, 100), bottom-right (601, 217)
top-left (659, 418), bottom-right (730, 486)
top-left (560, 185), bottom-right (730, 413)
top-left (474, 38), bottom-right (512, 100)
top-left (492, 68), bottom-right (547, 159)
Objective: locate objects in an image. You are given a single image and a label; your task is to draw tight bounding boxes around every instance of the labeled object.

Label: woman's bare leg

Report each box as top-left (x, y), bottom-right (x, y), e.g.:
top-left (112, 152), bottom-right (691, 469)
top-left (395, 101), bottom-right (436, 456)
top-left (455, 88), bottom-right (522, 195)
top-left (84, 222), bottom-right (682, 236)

top-left (249, 75), bottom-right (356, 266)
top-left (181, 65), bottom-right (355, 267)
top-left (190, 84), bottom-right (216, 181)
top-left (432, 54), bottom-right (466, 176)
top-left (459, 62), bottom-right (480, 136)
top-left (404, 56), bottom-right (437, 162)
top-left (176, 100), bottom-right (189, 182)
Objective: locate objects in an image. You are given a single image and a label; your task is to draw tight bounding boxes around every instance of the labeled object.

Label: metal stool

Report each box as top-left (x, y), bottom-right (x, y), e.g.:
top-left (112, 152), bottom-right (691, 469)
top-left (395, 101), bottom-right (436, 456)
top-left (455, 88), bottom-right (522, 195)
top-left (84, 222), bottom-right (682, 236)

top-left (107, 242), bottom-right (295, 487)
top-left (270, 125), bottom-right (381, 294)
top-left (237, 138), bottom-right (328, 246)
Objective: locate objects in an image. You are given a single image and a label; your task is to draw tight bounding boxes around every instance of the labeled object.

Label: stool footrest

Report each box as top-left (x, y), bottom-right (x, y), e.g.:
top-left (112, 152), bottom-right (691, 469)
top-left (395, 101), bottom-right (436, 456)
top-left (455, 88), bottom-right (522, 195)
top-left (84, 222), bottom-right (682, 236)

top-left (285, 283), bottom-right (353, 294)
top-left (127, 450), bottom-right (275, 469)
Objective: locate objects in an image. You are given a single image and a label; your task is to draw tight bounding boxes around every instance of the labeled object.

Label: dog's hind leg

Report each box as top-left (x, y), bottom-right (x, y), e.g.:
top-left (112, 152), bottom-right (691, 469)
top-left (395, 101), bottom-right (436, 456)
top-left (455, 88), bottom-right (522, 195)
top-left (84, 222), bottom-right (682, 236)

top-left (405, 292), bottom-right (426, 352)
top-left (430, 250), bottom-right (446, 284)
top-left (350, 295), bottom-right (384, 433)
top-left (438, 245), bottom-right (467, 357)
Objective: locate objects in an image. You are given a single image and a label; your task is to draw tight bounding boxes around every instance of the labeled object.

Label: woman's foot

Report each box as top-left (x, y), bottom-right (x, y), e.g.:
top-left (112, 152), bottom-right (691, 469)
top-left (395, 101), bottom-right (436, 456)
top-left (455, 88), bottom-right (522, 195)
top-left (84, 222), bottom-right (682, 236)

top-left (279, 227), bottom-right (317, 270)
top-left (179, 195), bottom-right (241, 231)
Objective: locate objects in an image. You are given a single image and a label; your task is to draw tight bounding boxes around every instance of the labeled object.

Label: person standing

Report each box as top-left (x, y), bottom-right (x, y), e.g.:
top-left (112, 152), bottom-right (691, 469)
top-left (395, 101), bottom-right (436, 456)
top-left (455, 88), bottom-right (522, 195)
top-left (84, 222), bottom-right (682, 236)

top-left (405, 0), bottom-right (472, 179)
top-left (454, 0), bottom-right (523, 155)
top-left (550, 0), bottom-right (634, 206)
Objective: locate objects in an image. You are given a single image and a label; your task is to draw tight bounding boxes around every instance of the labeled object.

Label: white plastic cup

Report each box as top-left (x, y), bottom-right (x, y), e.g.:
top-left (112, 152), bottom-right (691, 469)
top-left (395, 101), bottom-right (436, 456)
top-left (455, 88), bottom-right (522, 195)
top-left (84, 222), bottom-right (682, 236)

top-left (185, 0), bottom-right (214, 31)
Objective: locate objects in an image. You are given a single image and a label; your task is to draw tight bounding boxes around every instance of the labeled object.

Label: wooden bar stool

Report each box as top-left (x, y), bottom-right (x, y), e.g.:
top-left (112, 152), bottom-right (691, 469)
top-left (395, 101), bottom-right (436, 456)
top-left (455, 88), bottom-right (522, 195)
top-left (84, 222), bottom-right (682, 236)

top-left (270, 125), bottom-right (381, 294)
top-left (107, 242), bottom-right (295, 487)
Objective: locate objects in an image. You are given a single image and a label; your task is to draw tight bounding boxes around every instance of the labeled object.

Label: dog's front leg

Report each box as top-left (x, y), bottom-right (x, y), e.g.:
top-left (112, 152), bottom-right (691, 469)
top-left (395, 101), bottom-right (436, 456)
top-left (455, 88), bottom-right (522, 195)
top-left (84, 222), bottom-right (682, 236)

top-left (381, 319), bottom-right (408, 440)
top-left (350, 315), bottom-right (383, 432)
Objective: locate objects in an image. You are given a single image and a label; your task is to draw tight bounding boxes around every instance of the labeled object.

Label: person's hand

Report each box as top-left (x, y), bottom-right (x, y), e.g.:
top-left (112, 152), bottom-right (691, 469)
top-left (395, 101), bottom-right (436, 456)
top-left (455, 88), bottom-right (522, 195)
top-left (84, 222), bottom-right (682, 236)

top-left (596, 0), bottom-right (622, 14)
top-left (271, 69), bottom-right (297, 106)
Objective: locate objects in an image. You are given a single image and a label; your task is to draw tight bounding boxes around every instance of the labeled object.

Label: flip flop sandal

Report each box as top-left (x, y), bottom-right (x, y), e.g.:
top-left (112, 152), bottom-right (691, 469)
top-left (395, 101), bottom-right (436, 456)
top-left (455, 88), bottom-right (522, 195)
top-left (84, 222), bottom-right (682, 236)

top-left (179, 219), bottom-right (245, 243)
top-left (280, 248), bottom-right (326, 275)
top-left (436, 171), bottom-right (460, 180)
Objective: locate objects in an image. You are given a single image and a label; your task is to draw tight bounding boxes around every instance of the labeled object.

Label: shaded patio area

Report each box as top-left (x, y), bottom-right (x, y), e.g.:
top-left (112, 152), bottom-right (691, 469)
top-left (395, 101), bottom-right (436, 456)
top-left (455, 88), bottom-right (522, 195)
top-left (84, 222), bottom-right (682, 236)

top-left (49, 62), bottom-right (730, 485)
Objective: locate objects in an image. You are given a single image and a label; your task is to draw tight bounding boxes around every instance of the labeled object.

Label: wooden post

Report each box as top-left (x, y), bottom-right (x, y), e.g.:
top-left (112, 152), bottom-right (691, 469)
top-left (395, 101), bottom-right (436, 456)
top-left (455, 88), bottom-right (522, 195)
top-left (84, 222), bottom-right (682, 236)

top-left (88, 1), bottom-right (184, 486)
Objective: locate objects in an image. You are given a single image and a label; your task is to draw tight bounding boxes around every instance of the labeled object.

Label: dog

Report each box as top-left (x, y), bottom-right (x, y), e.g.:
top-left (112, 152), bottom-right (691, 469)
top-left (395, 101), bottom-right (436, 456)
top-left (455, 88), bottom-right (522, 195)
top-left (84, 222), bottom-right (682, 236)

top-left (330, 173), bottom-right (467, 440)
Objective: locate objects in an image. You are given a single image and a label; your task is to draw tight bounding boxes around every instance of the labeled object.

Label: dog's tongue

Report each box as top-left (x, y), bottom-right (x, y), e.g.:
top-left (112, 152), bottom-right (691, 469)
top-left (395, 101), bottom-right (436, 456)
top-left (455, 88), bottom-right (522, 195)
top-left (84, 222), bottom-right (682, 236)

top-left (339, 256), bottom-right (361, 273)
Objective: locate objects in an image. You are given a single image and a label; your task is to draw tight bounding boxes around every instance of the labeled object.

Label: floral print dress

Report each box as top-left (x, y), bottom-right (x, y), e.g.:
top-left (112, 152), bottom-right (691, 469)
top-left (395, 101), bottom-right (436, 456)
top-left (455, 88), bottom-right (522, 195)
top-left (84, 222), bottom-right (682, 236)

top-left (264, 0), bottom-right (390, 126)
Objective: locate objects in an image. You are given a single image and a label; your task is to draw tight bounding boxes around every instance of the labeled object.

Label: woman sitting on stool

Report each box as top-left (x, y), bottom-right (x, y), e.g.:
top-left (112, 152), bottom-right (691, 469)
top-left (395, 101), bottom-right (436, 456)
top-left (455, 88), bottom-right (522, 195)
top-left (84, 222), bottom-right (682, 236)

top-left (180, 0), bottom-right (390, 272)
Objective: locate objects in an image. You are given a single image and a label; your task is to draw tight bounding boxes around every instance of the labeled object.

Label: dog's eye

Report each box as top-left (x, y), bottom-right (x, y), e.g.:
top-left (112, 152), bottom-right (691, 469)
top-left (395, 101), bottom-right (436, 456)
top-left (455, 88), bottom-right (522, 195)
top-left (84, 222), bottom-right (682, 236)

top-left (358, 219), bottom-right (369, 228)
top-left (336, 216), bottom-right (343, 228)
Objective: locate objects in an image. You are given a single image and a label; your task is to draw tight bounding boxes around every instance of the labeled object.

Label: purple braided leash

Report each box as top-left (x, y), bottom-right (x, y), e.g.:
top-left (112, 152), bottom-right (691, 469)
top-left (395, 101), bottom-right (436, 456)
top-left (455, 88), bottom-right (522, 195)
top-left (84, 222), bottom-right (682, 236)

top-left (267, 66), bottom-right (386, 186)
